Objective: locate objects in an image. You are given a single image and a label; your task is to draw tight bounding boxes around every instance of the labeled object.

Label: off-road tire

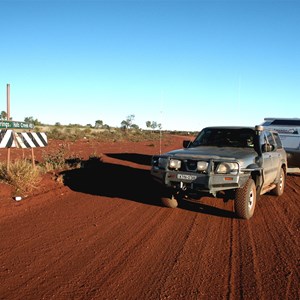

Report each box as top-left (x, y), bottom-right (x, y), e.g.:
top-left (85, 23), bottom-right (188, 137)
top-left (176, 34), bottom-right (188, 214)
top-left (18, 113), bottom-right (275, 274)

top-left (234, 178), bottom-right (256, 219)
top-left (271, 168), bottom-right (285, 196)
top-left (161, 196), bottom-right (178, 208)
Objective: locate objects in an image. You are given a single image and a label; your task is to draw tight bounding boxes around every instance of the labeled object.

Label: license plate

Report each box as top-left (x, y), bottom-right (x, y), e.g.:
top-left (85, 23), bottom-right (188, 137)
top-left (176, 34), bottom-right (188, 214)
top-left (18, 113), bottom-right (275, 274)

top-left (177, 174), bottom-right (197, 181)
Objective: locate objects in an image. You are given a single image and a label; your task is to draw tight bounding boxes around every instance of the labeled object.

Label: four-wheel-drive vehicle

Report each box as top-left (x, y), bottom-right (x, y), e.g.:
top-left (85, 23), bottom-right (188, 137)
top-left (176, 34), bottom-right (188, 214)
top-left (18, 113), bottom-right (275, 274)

top-left (151, 125), bottom-right (287, 219)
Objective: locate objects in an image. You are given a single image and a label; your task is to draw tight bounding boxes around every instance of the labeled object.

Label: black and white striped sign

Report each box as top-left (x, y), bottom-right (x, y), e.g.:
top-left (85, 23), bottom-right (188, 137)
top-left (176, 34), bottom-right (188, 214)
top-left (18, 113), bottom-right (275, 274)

top-left (0, 130), bottom-right (16, 148)
top-left (0, 130), bottom-right (47, 148)
top-left (14, 132), bottom-right (48, 148)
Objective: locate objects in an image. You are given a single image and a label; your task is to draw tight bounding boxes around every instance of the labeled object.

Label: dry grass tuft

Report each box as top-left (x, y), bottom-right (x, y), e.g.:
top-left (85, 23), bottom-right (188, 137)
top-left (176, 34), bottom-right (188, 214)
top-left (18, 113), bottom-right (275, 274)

top-left (0, 160), bottom-right (41, 196)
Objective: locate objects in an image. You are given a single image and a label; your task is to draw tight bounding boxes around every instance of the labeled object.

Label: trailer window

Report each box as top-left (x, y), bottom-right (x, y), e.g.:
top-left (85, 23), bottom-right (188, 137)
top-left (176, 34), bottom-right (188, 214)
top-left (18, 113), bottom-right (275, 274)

top-left (270, 120), bottom-right (300, 126)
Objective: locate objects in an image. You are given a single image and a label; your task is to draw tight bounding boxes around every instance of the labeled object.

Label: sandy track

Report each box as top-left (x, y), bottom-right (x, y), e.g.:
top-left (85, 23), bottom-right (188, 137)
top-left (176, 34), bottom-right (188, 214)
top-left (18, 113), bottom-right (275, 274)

top-left (0, 137), bottom-right (299, 299)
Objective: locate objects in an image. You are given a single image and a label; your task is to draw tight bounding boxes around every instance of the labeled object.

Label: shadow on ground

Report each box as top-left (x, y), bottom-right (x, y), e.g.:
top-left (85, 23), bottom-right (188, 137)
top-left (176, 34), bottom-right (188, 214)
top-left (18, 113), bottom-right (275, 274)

top-left (105, 153), bottom-right (152, 166)
top-left (61, 156), bottom-right (162, 207)
top-left (62, 155), bottom-right (237, 218)
top-left (180, 200), bottom-right (236, 219)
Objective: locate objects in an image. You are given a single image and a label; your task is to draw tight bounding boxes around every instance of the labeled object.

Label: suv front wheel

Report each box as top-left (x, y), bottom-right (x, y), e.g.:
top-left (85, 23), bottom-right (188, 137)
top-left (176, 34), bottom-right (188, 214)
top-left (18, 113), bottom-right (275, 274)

top-left (271, 168), bottom-right (285, 196)
top-left (234, 178), bottom-right (257, 219)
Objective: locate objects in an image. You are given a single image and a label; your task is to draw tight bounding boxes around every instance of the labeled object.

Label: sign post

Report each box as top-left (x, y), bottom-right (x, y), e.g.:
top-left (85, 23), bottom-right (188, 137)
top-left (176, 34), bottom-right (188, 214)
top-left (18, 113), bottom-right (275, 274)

top-left (7, 84), bottom-right (10, 170)
top-left (1, 84), bottom-right (44, 170)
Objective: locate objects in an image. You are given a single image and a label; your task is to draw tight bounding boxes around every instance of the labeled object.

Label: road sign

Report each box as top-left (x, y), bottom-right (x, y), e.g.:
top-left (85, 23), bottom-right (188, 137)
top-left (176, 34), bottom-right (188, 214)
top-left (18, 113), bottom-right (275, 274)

top-left (15, 132), bottom-right (47, 148)
top-left (0, 120), bottom-right (34, 129)
top-left (0, 130), bottom-right (47, 148)
top-left (0, 130), bottom-right (15, 148)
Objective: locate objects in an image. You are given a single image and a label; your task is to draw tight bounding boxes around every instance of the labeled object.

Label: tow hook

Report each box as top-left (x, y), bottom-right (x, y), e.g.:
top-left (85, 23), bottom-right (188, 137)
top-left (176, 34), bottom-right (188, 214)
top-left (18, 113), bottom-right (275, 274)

top-left (180, 182), bottom-right (187, 191)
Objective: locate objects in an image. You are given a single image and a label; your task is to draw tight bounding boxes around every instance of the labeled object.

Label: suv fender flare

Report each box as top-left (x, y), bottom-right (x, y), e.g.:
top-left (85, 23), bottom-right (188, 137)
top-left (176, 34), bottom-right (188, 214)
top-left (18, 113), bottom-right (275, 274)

top-left (241, 166), bottom-right (263, 198)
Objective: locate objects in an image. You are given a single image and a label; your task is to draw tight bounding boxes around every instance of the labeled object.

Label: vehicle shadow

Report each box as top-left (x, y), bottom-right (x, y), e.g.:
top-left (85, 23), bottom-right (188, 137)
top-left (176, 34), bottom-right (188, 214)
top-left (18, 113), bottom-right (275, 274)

top-left (180, 200), bottom-right (236, 219)
top-left (62, 155), bottom-right (237, 218)
top-left (61, 156), bottom-right (162, 207)
top-left (105, 153), bottom-right (152, 166)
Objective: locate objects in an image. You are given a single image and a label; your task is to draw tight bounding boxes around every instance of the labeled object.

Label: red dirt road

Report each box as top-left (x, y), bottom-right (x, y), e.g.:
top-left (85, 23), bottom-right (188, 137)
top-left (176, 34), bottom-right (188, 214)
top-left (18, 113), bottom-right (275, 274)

top-left (0, 136), bottom-right (299, 299)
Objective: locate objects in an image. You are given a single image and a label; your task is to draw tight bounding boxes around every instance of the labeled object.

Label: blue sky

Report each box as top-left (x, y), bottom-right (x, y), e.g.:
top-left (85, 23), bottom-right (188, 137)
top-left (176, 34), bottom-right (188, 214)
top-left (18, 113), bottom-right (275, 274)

top-left (0, 0), bottom-right (299, 131)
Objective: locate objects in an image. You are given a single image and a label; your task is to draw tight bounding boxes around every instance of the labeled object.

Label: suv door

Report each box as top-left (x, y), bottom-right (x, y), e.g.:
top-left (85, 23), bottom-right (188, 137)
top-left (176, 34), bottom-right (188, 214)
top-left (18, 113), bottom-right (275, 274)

top-left (262, 131), bottom-right (280, 186)
top-left (271, 131), bottom-right (284, 172)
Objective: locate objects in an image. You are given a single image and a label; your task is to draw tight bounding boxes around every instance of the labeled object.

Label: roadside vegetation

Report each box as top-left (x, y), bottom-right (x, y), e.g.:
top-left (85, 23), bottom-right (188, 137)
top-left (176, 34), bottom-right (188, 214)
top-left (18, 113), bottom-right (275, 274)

top-left (0, 160), bottom-right (41, 196)
top-left (0, 112), bottom-right (196, 196)
top-left (0, 142), bottom-right (106, 197)
top-left (0, 149), bottom-right (85, 196)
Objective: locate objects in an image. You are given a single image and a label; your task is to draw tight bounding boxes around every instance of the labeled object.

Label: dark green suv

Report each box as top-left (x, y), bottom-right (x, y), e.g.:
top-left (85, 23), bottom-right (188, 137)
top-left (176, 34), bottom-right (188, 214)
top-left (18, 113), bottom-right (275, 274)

top-left (151, 125), bottom-right (287, 219)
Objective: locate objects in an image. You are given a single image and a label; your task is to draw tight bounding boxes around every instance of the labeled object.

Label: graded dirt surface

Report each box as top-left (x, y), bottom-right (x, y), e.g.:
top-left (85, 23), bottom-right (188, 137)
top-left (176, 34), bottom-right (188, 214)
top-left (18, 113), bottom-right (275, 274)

top-left (0, 135), bottom-right (299, 300)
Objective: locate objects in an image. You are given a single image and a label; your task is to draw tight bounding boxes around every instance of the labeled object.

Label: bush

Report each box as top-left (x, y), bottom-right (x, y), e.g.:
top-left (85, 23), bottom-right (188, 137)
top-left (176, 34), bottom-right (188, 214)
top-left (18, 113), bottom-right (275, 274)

top-left (0, 160), bottom-right (41, 195)
top-left (41, 144), bottom-right (82, 172)
top-left (41, 145), bottom-right (66, 171)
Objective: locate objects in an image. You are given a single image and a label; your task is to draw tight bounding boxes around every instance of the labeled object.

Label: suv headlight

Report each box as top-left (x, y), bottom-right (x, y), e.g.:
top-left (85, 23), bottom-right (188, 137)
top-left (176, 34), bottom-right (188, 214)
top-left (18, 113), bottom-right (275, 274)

top-left (158, 157), bottom-right (168, 168)
top-left (169, 159), bottom-right (181, 170)
top-left (215, 162), bottom-right (238, 174)
top-left (197, 161), bottom-right (208, 172)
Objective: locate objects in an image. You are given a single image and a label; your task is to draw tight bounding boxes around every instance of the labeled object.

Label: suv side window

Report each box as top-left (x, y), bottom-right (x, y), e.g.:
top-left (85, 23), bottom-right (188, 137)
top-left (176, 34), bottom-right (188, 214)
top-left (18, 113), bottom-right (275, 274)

top-left (265, 131), bottom-right (275, 146)
top-left (261, 131), bottom-right (275, 152)
top-left (273, 132), bottom-right (283, 149)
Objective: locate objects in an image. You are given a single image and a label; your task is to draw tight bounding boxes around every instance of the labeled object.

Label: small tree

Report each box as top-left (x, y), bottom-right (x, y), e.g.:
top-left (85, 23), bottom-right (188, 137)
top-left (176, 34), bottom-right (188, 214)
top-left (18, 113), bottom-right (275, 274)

top-left (131, 124), bottom-right (140, 130)
top-left (24, 116), bottom-right (34, 123)
top-left (24, 116), bottom-right (41, 126)
top-left (121, 114), bottom-right (135, 130)
top-left (0, 111), bottom-right (7, 120)
top-left (150, 121), bottom-right (158, 130)
top-left (95, 120), bottom-right (103, 128)
top-left (146, 120), bottom-right (161, 131)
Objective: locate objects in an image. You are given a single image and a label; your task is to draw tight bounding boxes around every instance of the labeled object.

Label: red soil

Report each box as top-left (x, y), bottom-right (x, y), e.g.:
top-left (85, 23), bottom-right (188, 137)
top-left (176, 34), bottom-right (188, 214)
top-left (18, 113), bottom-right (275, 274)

top-left (0, 135), bottom-right (299, 299)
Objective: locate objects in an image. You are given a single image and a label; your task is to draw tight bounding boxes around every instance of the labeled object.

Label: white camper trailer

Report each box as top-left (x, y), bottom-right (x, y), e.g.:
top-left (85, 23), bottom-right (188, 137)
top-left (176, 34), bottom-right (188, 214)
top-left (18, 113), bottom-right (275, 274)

top-left (262, 118), bottom-right (300, 170)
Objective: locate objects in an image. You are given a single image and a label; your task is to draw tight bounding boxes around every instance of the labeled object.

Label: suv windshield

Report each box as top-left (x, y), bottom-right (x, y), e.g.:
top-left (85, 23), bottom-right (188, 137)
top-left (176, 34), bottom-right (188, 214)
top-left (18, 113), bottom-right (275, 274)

top-left (191, 128), bottom-right (255, 148)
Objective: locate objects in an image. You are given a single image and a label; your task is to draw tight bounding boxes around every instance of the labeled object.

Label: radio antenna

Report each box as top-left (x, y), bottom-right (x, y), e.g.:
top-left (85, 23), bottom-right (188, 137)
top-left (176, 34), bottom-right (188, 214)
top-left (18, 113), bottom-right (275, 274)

top-left (159, 119), bottom-right (162, 155)
top-left (159, 92), bottom-right (164, 155)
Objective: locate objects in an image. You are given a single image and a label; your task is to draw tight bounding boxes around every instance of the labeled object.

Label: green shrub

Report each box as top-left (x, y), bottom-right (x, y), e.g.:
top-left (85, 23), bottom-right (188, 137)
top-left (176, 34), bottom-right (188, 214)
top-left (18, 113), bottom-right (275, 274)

top-left (41, 145), bottom-right (66, 171)
top-left (0, 160), bottom-right (41, 195)
top-left (41, 144), bottom-right (82, 172)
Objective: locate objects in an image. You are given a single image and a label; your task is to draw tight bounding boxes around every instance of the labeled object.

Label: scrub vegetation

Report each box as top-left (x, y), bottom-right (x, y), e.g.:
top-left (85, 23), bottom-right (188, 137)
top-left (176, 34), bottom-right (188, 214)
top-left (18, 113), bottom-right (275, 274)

top-left (0, 160), bottom-right (41, 196)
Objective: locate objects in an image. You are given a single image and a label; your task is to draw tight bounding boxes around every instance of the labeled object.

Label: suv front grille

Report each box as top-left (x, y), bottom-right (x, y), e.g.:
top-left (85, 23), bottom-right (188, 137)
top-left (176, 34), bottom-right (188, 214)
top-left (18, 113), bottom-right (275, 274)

top-left (185, 160), bottom-right (198, 171)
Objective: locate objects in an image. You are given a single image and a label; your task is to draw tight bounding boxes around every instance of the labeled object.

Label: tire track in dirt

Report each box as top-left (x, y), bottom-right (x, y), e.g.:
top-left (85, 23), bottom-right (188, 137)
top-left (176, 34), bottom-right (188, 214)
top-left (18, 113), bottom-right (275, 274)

top-left (227, 219), bottom-right (262, 300)
top-left (81, 208), bottom-right (204, 300)
top-left (1, 191), bottom-right (162, 298)
top-left (253, 192), bottom-right (300, 300)
top-left (227, 218), bottom-right (239, 300)
top-left (159, 198), bottom-right (235, 299)
top-left (1, 191), bottom-right (202, 300)
top-left (1, 193), bottom-right (135, 299)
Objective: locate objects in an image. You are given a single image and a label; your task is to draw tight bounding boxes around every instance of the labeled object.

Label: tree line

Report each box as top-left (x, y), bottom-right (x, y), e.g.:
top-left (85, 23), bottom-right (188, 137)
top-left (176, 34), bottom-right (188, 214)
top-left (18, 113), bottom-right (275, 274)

top-left (0, 111), bottom-right (161, 130)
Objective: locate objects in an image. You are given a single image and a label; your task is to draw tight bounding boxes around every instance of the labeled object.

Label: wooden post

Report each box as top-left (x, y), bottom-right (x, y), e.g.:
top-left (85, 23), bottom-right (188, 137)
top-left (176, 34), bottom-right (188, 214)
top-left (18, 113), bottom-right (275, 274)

top-left (31, 148), bottom-right (35, 168)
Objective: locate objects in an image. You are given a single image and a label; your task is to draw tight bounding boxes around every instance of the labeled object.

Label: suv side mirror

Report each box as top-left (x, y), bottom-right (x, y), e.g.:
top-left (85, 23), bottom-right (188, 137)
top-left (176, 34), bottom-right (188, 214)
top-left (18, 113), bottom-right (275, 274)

top-left (183, 140), bottom-right (192, 148)
top-left (262, 143), bottom-right (274, 152)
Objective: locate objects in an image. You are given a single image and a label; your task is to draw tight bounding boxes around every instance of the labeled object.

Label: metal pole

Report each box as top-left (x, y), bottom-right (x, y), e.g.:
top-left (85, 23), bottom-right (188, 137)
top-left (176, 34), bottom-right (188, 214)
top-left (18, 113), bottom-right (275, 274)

top-left (7, 84), bottom-right (10, 120)
top-left (7, 84), bottom-right (11, 170)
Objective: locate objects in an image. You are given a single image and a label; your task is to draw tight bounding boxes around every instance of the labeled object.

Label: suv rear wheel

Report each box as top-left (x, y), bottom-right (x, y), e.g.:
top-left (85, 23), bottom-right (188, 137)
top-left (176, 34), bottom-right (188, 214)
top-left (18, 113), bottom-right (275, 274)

top-left (235, 178), bottom-right (256, 219)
